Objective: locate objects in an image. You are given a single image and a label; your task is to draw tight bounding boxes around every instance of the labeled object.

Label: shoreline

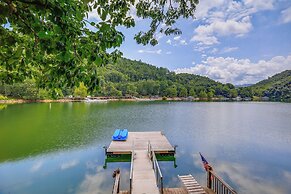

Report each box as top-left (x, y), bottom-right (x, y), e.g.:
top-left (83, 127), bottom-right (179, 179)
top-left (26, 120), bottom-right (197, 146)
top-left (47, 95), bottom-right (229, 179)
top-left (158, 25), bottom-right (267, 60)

top-left (0, 96), bottom-right (278, 104)
top-left (0, 98), bottom-right (163, 104)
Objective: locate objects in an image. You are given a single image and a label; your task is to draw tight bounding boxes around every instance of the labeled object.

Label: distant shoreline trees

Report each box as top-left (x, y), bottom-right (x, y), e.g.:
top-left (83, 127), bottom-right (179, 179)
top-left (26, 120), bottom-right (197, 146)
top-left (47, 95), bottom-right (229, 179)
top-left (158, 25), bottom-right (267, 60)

top-left (0, 59), bottom-right (289, 102)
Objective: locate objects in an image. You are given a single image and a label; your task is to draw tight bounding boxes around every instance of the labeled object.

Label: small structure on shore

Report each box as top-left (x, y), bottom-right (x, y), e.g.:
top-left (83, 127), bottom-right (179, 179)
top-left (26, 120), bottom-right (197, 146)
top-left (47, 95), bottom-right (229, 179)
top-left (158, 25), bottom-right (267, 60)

top-left (104, 131), bottom-right (236, 194)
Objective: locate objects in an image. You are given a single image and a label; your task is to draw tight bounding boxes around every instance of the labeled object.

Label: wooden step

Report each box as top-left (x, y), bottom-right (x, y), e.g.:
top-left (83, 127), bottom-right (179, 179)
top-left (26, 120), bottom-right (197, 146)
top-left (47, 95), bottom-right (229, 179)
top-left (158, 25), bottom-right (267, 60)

top-left (178, 175), bottom-right (206, 194)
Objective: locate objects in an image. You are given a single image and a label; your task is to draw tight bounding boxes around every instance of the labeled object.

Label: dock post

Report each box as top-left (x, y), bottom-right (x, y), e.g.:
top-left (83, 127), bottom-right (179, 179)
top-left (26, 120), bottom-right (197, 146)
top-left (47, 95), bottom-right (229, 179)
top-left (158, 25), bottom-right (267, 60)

top-left (160, 176), bottom-right (163, 194)
top-left (207, 169), bottom-right (212, 189)
top-left (103, 145), bottom-right (107, 155)
top-left (174, 145), bottom-right (178, 154)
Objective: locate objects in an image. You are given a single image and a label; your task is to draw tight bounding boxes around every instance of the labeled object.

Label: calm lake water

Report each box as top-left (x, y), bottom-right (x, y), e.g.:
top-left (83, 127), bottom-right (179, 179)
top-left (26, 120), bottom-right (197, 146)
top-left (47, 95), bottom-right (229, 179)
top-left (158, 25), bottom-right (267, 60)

top-left (0, 101), bottom-right (291, 194)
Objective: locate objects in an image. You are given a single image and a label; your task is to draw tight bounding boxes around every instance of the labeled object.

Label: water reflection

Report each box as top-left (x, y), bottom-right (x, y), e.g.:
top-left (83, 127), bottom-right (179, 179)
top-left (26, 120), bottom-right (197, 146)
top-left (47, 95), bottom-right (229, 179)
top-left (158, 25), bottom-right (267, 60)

top-left (191, 152), bottom-right (291, 194)
top-left (0, 102), bottom-right (291, 194)
top-left (77, 165), bottom-right (112, 194)
top-left (0, 104), bottom-right (7, 110)
top-left (216, 162), bottom-right (290, 194)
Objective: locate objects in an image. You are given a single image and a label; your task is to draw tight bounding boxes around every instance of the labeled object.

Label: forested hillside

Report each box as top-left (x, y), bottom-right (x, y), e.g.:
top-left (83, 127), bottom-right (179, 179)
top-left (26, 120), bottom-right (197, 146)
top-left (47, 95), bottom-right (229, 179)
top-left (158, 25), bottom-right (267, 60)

top-left (249, 70), bottom-right (291, 101)
top-left (96, 58), bottom-right (237, 98)
top-left (0, 58), bottom-right (290, 101)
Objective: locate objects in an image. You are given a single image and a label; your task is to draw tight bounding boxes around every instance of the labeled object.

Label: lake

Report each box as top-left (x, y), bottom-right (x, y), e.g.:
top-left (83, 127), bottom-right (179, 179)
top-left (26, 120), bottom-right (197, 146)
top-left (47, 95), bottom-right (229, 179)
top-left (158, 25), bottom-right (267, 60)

top-left (0, 101), bottom-right (291, 194)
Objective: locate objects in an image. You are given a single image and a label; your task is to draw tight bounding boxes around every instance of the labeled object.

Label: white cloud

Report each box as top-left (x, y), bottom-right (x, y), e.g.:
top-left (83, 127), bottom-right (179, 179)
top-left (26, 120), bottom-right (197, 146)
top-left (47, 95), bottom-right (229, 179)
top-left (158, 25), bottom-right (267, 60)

top-left (280, 7), bottom-right (291, 24)
top-left (216, 162), bottom-right (287, 194)
top-left (195, 0), bottom-right (225, 20)
top-left (173, 36), bottom-right (181, 40)
top-left (192, 34), bottom-right (219, 45)
top-left (221, 47), bottom-right (239, 53)
top-left (77, 172), bottom-right (109, 194)
top-left (175, 55), bottom-right (291, 85)
top-left (210, 48), bottom-right (218, 54)
top-left (192, 0), bottom-right (274, 46)
top-left (138, 49), bottom-right (162, 54)
top-left (203, 47), bottom-right (238, 54)
top-left (196, 0), bottom-right (274, 21)
top-left (30, 161), bottom-right (43, 173)
top-left (180, 39), bottom-right (188, 45)
top-left (167, 36), bottom-right (187, 46)
top-left (166, 51), bottom-right (172, 55)
top-left (194, 45), bottom-right (211, 52)
top-left (155, 32), bottom-right (164, 41)
top-left (77, 166), bottom-right (130, 194)
top-left (244, 0), bottom-right (274, 11)
top-left (156, 49), bottom-right (162, 54)
top-left (166, 39), bottom-right (172, 45)
top-left (61, 160), bottom-right (79, 170)
top-left (192, 17), bottom-right (252, 45)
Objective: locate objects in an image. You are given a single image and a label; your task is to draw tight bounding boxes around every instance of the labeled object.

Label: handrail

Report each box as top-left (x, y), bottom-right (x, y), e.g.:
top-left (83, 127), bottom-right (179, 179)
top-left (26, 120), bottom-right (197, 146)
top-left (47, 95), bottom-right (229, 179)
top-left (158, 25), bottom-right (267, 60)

top-left (129, 141), bottom-right (134, 194)
top-left (148, 140), bottom-right (152, 159)
top-left (207, 169), bottom-right (237, 194)
top-left (148, 141), bottom-right (164, 194)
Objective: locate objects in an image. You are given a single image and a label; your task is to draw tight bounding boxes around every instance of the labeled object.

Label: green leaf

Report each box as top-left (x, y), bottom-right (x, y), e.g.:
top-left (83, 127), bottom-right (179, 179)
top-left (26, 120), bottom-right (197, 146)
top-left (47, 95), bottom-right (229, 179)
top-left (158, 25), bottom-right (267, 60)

top-left (37, 31), bottom-right (47, 39)
top-left (94, 57), bottom-right (102, 66)
top-left (101, 10), bottom-right (107, 21)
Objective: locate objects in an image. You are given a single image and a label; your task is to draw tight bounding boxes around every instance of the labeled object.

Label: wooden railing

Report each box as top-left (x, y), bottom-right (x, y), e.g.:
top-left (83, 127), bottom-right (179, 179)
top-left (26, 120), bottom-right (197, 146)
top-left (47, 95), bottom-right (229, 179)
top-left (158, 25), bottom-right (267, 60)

top-left (129, 141), bottom-right (134, 194)
top-left (129, 151), bottom-right (134, 194)
top-left (112, 169), bottom-right (121, 194)
top-left (207, 169), bottom-right (237, 194)
top-left (148, 141), bottom-right (164, 194)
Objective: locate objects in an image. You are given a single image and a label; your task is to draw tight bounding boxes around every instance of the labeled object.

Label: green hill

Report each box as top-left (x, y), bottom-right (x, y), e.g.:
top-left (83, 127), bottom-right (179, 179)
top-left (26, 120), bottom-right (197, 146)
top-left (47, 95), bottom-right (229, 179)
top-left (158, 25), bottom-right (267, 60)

top-left (1, 57), bottom-right (289, 101)
top-left (96, 58), bottom-right (237, 98)
top-left (250, 70), bottom-right (291, 101)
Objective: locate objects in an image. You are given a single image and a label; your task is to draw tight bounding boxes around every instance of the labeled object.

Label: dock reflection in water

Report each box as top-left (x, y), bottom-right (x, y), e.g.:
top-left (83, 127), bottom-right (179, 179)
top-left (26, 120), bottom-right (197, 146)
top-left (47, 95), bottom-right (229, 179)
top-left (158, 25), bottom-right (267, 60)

top-left (0, 102), bottom-right (291, 193)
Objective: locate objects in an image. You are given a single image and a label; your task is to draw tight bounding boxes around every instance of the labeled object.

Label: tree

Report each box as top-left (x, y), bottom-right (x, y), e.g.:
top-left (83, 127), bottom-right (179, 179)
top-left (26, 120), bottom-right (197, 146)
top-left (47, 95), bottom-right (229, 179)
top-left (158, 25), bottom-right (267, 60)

top-left (126, 83), bottom-right (138, 97)
top-left (229, 89), bottom-right (238, 98)
top-left (0, 0), bottom-right (199, 91)
top-left (53, 88), bottom-right (64, 99)
top-left (159, 80), bottom-right (169, 97)
top-left (199, 90), bottom-right (207, 99)
top-left (37, 89), bottom-right (51, 100)
top-left (179, 87), bottom-right (188, 97)
top-left (207, 91), bottom-right (214, 99)
top-left (102, 83), bottom-right (122, 97)
top-left (238, 87), bottom-right (253, 98)
top-left (189, 88), bottom-right (197, 97)
top-left (74, 82), bottom-right (88, 97)
top-left (166, 86), bottom-right (177, 97)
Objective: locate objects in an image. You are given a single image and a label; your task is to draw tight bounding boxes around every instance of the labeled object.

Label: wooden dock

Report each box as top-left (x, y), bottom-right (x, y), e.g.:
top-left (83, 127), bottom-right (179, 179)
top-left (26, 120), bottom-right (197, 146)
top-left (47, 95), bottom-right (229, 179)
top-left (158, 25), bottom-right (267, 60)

top-left (107, 131), bottom-right (175, 154)
top-left (108, 131), bottom-right (212, 194)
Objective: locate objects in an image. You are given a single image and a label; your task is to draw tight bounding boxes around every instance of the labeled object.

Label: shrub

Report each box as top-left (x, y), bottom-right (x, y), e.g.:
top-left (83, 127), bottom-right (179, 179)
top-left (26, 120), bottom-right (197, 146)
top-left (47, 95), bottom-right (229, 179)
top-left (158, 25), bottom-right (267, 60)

top-left (0, 94), bottom-right (8, 100)
top-left (74, 82), bottom-right (88, 98)
top-left (37, 89), bottom-right (51, 100)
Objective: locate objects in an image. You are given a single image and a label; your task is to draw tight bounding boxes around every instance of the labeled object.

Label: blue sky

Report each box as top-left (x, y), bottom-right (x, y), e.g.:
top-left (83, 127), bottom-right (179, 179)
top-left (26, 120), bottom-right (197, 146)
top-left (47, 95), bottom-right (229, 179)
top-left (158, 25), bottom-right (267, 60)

top-left (89, 0), bottom-right (291, 85)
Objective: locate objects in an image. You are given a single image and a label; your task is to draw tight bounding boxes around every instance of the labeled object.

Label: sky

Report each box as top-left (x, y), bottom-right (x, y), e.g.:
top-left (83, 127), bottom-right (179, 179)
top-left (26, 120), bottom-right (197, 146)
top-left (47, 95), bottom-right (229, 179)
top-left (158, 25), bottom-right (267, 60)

top-left (89, 0), bottom-right (291, 85)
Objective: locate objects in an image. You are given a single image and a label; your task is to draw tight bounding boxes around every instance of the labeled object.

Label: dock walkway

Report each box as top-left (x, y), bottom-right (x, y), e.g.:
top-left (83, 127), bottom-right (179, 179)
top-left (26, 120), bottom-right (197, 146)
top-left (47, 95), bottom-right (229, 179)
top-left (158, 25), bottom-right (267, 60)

top-left (107, 131), bottom-right (174, 194)
top-left (132, 150), bottom-right (159, 194)
top-left (108, 131), bottom-right (208, 194)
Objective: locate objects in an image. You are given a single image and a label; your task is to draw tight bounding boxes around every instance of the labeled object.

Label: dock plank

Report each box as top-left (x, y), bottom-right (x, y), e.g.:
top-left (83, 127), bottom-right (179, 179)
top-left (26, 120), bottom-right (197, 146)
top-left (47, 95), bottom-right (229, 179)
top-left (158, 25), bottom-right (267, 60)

top-left (107, 131), bottom-right (174, 154)
top-left (132, 150), bottom-right (159, 194)
top-left (163, 188), bottom-right (188, 194)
